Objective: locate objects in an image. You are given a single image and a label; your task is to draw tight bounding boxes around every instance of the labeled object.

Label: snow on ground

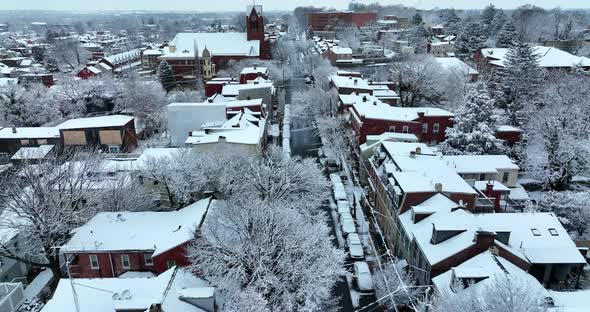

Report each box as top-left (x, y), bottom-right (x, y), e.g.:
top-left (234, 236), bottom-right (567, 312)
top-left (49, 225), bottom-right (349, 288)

top-left (330, 198), bottom-right (346, 249)
top-left (23, 269), bottom-right (53, 301)
top-left (346, 273), bottom-right (360, 308)
top-left (549, 289), bottom-right (590, 312)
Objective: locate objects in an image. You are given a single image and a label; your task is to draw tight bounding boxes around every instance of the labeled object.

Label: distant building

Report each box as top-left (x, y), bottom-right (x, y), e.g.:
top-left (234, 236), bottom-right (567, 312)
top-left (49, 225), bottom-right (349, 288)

top-left (141, 49), bottom-right (163, 71)
top-left (159, 5), bottom-right (270, 86)
top-left (307, 12), bottom-right (377, 31)
top-left (239, 65), bottom-right (268, 83)
top-left (475, 46), bottom-right (590, 71)
top-left (323, 46), bottom-right (353, 65)
top-left (0, 23), bottom-right (8, 32)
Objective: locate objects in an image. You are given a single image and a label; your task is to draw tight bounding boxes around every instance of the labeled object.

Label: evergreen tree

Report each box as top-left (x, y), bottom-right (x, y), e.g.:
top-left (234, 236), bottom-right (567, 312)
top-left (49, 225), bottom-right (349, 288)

top-left (441, 83), bottom-right (505, 155)
top-left (492, 41), bottom-right (542, 127)
top-left (490, 9), bottom-right (507, 35)
top-left (454, 22), bottom-right (487, 57)
top-left (412, 13), bottom-right (423, 26)
top-left (481, 4), bottom-right (497, 28)
top-left (158, 60), bottom-right (176, 93)
top-left (44, 55), bottom-right (60, 73)
top-left (442, 9), bottom-right (463, 35)
top-left (496, 19), bottom-right (518, 48)
top-left (408, 24), bottom-right (431, 54)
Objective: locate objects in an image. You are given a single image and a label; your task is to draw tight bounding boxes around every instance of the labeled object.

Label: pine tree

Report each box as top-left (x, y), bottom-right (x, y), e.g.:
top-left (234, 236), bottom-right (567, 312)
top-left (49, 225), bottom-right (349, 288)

top-left (412, 13), bottom-right (423, 26)
top-left (490, 9), bottom-right (507, 34)
top-left (442, 9), bottom-right (463, 35)
top-left (481, 4), bottom-right (497, 28)
top-left (440, 83), bottom-right (505, 155)
top-left (454, 22), bottom-right (487, 57)
top-left (158, 60), bottom-right (176, 93)
top-left (492, 41), bottom-right (542, 127)
top-left (496, 19), bottom-right (518, 48)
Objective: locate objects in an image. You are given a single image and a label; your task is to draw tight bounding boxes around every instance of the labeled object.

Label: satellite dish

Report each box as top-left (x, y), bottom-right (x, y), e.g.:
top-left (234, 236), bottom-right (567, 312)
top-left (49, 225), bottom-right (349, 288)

top-left (112, 292), bottom-right (120, 300)
top-left (121, 289), bottom-right (132, 300)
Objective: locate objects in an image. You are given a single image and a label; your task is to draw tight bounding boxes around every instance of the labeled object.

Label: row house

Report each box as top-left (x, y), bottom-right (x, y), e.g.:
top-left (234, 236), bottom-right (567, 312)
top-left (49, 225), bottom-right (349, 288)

top-left (99, 49), bottom-right (142, 75)
top-left (0, 127), bottom-right (61, 160)
top-left (205, 78), bottom-right (238, 97)
top-left (349, 96), bottom-right (454, 144)
top-left (307, 11), bottom-right (377, 31)
top-left (56, 115), bottom-right (138, 154)
top-left (239, 65), bottom-right (268, 84)
top-left (366, 142), bottom-right (480, 248)
top-left (323, 46), bottom-right (353, 65)
top-left (330, 75), bottom-right (374, 95)
top-left (397, 200), bottom-right (586, 289)
top-left (62, 198), bottom-right (212, 278)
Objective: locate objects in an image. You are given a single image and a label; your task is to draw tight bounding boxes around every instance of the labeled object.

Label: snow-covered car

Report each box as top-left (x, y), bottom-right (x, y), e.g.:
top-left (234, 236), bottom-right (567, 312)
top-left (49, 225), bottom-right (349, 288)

top-left (353, 262), bottom-right (374, 295)
top-left (336, 199), bottom-right (350, 215)
top-left (347, 233), bottom-right (364, 260)
top-left (340, 214), bottom-right (356, 237)
top-left (333, 183), bottom-right (347, 201)
top-left (329, 173), bottom-right (342, 185)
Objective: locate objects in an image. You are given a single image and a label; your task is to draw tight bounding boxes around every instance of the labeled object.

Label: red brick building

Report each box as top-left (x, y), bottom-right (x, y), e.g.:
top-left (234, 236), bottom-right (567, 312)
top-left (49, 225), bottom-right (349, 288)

top-left (348, 97), bottom-right (454, 145)
top-left (239, 65), bottom-right (268, 84)
top-left (308, 12), bottom-right (377, 31)
top-left (496, 125), bottom-right (523, 146)
top-left (63, 198), bottom-right (212, 278)
top-left (159, 5), bottom-right (270, 86)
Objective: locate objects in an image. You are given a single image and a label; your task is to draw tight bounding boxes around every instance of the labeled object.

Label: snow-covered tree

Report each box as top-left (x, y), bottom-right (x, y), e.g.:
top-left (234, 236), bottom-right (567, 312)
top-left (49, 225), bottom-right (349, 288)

top-left (373, 258), bottom-right (422, 310)
top-left (441, 9), bottom-right (463, 36)
top-left (291, 87), bottom-right (334, 119)
top-left (158, 60), bottom-right (176, 93)
top-left (529, 71), bottom-right (590, 191)
top-left (338, 28), bottom-right (361, 51)
top-left (491, 41), bottom-right (542, 127)
top-left (316, 115), bottom-right (355, 166)
top-left (454, 22), bottom-right (487, 57)
top-left (51, 38), bottom-right (90, 70)
top-left (412, 13), bottom-right (423, 26)
top-left (490, 9), bottom-right (507, 35)
top-left (496, 19), bottom-right (518, 48)
top-left (167, 90), bottom-right (203, 103)
top-left (0, 84), bottom-right (61, 127)
top-left (537, 192), bottom-right (590, 238)
top-left (115, 74), bottom-right (167, 137)
top-left (429, 274), bottom-right (550, 312)
top-left (394, 55), bottom-right (445, 107)
top-left (481, 4), bottom-right (497, 32)
top-left (440, 83), bottom-right (505, 155)
top-left (187, 197), bottom-right (345, 312)
top-left (97, 174), bottom-right (158, 213)
top-left (0, 151), bottom-right (107, 289)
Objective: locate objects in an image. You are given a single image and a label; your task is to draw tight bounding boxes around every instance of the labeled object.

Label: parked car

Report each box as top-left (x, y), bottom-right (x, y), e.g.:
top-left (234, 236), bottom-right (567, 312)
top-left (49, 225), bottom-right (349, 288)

top-left (337, 199), bottom-right (350, 215)
top-left (347, 233), bottom-right (364, 260)
top-left (353, 262), bottom-right (375, 295)
top-left (333, 183), bottom-right (347, 202)
top-left (329, 173), bottom-right (342, 185)
top-left (340, 214), bottom-right (356, 237)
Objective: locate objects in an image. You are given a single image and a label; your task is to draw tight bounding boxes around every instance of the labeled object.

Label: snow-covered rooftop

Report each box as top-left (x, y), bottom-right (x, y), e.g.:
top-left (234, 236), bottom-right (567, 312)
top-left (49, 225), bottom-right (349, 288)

top-left (497, 125), bottom-right (523, 132)
top-left (330, 75), bottom-right (371, 90)
top-left (352, 98), bottom-right (453, 122)
top-left (432, 251), bottom-right (548, 296)
top-left (240, 66), bottom-right (268, 75)
top-left (221, 82), bottom-right (273, 97)
top-left (162, 33), bottom-right (260, 58)
top-left (481, 46), bottom-right (590, 68)
top-left (434, 57), bottom-right (479, 75)
top-left (57, 115), bottom-right (134, 130)
top-left (62, 198), bottom-right (212, 256)
top-left (0, 127), bottom-right (60, 139)
top-left (41, 267), bottom-right (210, 312)
top-left (399, 206), bottom-right (586, 266)
top-left (11, 144), bottom-right (54, 160)
top-left (443, 155), bottom-right (519, 174)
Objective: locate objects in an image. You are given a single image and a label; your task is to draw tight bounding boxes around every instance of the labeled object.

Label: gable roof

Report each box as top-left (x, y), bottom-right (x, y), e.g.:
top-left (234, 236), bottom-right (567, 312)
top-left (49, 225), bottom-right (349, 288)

top-left (481, 46), bottom-right (590, 68)
top-left (0, 127), bottom-right (60, 139)
top-left (63, 198), bottom-right (212, 256)
top-left (162, 33), bottom-right (260, 59)
top-left (443, 155), bottom-right (519, 174)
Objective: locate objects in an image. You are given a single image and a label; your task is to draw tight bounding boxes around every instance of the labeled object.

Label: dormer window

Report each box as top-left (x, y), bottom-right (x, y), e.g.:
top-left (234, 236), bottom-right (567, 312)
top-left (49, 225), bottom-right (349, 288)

top-left (548, 228), bottom-right (558, 236)
top-left (531, 228), bottom-right (541, 236)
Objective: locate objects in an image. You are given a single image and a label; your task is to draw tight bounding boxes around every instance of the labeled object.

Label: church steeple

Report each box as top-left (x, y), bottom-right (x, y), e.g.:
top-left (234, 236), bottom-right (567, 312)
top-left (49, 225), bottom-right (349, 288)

top-left (246, 5), bottom-right (264, 41)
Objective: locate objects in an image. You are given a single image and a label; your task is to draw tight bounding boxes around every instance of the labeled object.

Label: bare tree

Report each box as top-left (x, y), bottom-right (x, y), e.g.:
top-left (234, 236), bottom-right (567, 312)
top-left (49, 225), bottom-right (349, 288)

top-left (187, 197), bottom-right (345, 311)
top-left (0, 151), bottom-right (106, 289)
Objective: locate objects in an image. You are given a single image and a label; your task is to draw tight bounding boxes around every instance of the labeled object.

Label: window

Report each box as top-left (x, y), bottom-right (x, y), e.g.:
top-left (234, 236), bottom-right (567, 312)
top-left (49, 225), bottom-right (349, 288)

top-left (531, 228), bottom-right (541, 236)
top-left (144, 254), bottom-right (153, 266)
top-left (37, 139), bottom-right (47, 145)
top-left (20, 139), bottom-right (30, 146)
top-left (502, 172), bottom-right (510, 183)
top-left (479, 173), bottom-right (486, 181)
top-left (108, 145), bottom-right (120, 154)
top-left (167, 260), bottom-right (176, 269)
top-left (121, 255), bottom-right (130, 269)
top-left (389, 126), bottom-right (396, 132)
top-left (548, 228), bottom-right (559, 236)
top-left (90, 255), bottom-right (99, 269)
top-left (433, 123), bottom-right (440, 134)
top-left (402, 126), bottom-right (409, 133)
top-left (422, 123), bottom-right (428, 133)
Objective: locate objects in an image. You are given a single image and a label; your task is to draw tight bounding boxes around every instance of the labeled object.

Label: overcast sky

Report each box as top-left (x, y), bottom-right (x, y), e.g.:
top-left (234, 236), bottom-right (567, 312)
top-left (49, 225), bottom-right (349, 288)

top-left (1, 0), bottom-right (589, 11)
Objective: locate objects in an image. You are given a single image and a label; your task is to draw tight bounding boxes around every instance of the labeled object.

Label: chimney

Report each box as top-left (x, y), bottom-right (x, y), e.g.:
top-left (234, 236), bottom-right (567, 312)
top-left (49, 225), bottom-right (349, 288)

top-left (373, 101), bottom-right (377, 106)
top-left (415, 147), bottom-right (422, 155)
top-left (362, 96), bottom-right (367, 102)
top-left (417, 111), bottom-right (425, 119)
top-left (149, 304), bottom-right (162, 312)
top-left (354, 79), bottom-right (358, 85)
top-left (485, 182), bottom-right (494, 196)
top-left (409, 151), bottom-right (416, 158)
top-left (11, 126), bottom-right (16, 134)
top-left (435, 182), bottom-right (443, 193)
top-left (474, 230), bottom-right (496, 250)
